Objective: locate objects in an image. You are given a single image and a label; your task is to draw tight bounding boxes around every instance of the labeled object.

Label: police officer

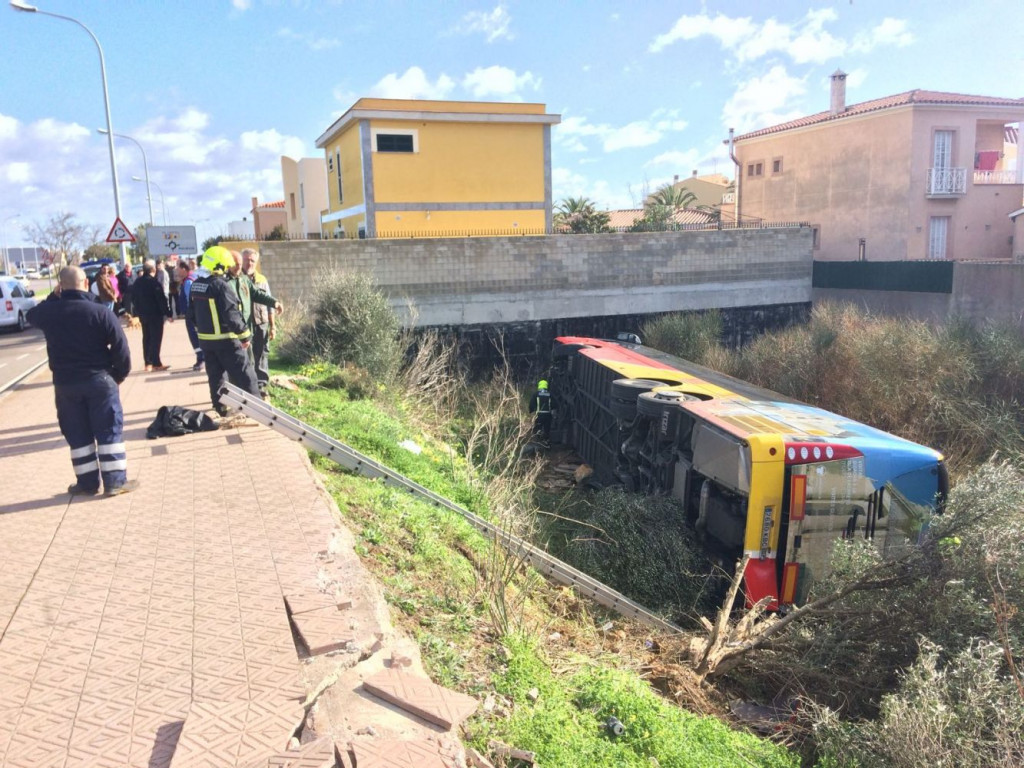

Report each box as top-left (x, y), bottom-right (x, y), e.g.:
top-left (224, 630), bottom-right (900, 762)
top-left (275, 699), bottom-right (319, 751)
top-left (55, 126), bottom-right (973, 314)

top-left (529, 379), bottom-right (553, 440)
top-left (187, 246), bottom-right (262, 416)
top-left (27, 266), bottom-right (136, 496)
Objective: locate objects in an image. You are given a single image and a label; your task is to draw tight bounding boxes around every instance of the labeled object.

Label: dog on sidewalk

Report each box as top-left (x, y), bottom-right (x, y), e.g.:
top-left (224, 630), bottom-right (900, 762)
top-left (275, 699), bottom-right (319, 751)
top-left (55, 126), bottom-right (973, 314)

top-left (123, 314), bottom-right (142, 331)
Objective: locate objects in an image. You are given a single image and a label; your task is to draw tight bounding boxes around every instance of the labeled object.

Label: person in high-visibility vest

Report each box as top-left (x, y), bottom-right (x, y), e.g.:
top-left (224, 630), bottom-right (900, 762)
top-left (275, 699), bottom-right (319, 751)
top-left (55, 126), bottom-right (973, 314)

top-left (529, 379), bottom-right (553, 440)
top-left (187, 246), bottom-right (264, 416)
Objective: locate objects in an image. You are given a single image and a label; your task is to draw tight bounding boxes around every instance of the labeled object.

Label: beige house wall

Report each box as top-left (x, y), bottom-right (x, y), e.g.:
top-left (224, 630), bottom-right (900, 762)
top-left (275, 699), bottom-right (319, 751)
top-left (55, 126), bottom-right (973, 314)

top-left (737, 103), bottom-right (1024, 262)
top-left (282, 157), bottom-right (329, 239)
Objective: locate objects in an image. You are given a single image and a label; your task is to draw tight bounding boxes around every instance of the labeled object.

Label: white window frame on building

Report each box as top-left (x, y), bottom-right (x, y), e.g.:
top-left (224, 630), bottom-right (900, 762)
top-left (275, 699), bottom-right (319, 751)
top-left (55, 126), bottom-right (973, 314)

top-left (928, 216), bottom-right (950, 259)
top-left (370, 127), bottom-right (418, 153)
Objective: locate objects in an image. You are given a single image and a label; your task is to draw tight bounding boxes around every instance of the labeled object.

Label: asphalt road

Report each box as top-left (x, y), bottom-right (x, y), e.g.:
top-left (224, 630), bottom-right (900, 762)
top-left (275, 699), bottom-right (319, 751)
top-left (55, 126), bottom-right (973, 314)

top-left (0, 324), bottom-right (47, 393)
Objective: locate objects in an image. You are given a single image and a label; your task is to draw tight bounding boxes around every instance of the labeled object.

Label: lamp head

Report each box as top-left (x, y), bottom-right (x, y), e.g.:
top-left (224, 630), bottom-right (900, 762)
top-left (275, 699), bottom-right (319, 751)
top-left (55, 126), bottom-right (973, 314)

top-left (96, 128), bottom-right (109, 135)
top-left (10, 1), bottom-right (39, 12)
top-left (131, 176), bottom-right (143, 182)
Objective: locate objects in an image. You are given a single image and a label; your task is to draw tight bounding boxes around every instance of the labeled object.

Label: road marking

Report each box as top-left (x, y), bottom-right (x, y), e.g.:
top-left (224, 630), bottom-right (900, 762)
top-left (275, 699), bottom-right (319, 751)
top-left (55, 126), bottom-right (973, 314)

top-left (15, 353), bottom-right (28, 361)
top-left (0, 363), bottom-right (6, 369)
top-left (34, 345), bottom-right (46, 351)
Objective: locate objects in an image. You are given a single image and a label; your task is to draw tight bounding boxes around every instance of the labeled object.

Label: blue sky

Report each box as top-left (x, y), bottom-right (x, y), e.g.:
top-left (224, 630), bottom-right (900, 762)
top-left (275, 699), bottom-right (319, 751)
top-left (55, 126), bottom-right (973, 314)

top-left (1, 0), bottom-right (1021, 249)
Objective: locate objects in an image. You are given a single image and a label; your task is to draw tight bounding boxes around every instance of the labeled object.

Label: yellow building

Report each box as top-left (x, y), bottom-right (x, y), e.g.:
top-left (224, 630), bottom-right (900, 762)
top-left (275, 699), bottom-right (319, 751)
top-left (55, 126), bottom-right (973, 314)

top-left (315, 98), bottom-right (560, 238)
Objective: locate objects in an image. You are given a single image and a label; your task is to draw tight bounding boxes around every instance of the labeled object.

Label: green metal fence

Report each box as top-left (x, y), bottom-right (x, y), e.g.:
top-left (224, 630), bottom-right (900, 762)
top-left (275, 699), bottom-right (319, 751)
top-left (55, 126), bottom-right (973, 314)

top-left (813, 261), bottom-right (954, 294)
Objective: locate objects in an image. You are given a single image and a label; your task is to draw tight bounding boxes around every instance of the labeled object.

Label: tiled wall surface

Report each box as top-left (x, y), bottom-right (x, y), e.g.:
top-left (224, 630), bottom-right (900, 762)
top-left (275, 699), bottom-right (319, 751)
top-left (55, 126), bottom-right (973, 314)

top-left (259, 229), bottom-right (814, 326)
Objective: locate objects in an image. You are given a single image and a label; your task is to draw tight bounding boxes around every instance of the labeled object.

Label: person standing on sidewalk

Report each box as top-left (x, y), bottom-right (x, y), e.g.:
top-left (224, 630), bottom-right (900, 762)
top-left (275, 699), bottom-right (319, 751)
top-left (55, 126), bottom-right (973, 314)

top-left (174, 260), bottom-right (204, 371)
top-left (240, 248), bottom-right (276, 397)
top-left (26, 266), bottom-right (137, 497)
top-left (188, 246), bottom-right (261, 416)
top-left (133, 260), bottom-right (173, 372)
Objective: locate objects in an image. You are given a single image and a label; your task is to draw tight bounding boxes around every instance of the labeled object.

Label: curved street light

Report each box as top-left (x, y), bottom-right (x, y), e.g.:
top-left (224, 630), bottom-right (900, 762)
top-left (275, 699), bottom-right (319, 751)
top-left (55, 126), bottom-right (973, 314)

top-left (133, 177), bottom-right (166, 225)
top-left (11, 0), bottom-right (129, 265)
top-left (98, 129), bottom-right (152, 226)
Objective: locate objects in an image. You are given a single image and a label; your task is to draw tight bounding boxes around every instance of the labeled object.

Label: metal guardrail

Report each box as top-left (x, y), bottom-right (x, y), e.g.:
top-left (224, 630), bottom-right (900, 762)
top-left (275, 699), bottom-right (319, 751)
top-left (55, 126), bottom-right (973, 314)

top-left (219, 382), bottom-right (683, 636)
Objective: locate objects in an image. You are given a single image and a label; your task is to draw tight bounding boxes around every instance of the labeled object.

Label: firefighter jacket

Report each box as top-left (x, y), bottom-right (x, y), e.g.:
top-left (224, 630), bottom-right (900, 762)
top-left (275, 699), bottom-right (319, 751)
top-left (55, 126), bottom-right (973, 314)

top-left (27, 290), bottom-right (131, 385)
top-left (187, 271), bottom-right (250, 343)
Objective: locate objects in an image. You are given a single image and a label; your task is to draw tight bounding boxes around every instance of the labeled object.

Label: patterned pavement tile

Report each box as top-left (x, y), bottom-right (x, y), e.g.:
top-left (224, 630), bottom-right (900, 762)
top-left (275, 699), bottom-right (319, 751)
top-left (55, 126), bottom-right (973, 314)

top-left (362, 669), bottom-right (479, 730)
top-left (264, 736), bottom-right (336, 768)
top-left (349, 739), bottom-right (452, 768)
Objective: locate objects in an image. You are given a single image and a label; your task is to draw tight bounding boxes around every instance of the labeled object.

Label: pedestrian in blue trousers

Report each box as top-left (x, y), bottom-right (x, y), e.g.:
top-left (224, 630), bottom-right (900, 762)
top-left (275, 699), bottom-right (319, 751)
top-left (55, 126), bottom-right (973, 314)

top-left (27, 266), bottom-right (137, 497)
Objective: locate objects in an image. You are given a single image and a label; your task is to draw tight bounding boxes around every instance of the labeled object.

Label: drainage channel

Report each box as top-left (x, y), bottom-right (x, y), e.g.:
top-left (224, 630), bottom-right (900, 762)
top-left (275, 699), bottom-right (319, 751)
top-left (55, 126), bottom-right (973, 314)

top-left (218, 382), bottom-right (683, 636)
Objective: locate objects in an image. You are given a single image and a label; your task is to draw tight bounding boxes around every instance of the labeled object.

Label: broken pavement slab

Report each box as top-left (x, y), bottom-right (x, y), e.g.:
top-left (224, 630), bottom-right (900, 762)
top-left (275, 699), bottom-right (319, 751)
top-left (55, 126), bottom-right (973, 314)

top-left (284, 591), bottom-right (353, 617)
top-left (349, 738), bottom-right (453, 768)
top-left (362, 668), bottom-right (479, 730)
top-left (265, 735), bottom-right (337, 768)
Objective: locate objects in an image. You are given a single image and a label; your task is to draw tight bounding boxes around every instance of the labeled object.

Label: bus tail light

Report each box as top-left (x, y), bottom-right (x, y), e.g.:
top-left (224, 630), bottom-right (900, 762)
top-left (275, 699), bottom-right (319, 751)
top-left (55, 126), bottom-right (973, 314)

top-left (784, 441), bottom-right (863, 464)
top-left (781, 563), bottom-right (801, 605)
top-left (790, 474), bottom-right (807, 521)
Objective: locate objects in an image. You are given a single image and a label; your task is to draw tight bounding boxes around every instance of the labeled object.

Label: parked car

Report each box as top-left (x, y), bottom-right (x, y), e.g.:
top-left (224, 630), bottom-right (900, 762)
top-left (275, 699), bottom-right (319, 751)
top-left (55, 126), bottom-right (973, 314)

top-left (0, 276), bottom-right (37, 332)
top-left (25, 269), bottom-right (41, 279)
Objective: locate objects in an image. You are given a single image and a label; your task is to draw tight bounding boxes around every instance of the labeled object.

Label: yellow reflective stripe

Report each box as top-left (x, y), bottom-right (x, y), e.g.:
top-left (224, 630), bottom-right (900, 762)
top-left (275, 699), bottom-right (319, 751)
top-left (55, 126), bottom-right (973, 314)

top-left (209, 298), bottom-right (221, 336)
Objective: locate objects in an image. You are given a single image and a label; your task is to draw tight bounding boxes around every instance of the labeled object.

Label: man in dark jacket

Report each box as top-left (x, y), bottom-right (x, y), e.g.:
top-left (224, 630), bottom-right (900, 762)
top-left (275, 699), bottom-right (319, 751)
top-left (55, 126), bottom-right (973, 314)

top-left (187, 246), bottom-right (261, 416)
top-left (116, 263), bottom-right (135, 315)
top-left (133, 259), bottom-right (172, 371)
top-left (27, 266), bottom-right (136, 496)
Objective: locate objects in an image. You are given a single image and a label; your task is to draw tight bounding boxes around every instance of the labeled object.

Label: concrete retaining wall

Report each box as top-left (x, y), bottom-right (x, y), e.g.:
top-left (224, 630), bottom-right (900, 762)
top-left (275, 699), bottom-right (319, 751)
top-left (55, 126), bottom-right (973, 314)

top-left (259, 228), bottom-right (813, 327)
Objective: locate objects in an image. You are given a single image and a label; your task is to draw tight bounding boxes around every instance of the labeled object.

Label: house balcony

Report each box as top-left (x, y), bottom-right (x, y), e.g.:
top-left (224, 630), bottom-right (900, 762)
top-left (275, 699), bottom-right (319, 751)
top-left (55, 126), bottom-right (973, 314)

top-left (973, 169), bottom-right (1018, 185)
top-left (927, 167), bottom-right (967, 197)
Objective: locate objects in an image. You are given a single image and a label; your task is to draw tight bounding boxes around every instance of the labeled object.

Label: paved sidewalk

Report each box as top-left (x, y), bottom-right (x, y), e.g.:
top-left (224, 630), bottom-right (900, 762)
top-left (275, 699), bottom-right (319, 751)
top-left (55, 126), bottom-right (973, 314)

top-left (0, 320), bottom-right (471, 768)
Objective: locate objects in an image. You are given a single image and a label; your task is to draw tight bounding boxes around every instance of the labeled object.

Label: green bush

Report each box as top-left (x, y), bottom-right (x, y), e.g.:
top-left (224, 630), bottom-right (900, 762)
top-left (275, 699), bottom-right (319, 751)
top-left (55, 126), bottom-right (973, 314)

top-left (812, 640), bottom-right (1024, 768)
top-left (543, 489), bottom-right (720, 626)
top-left (641, 310), bottom-right (723, 364)
top-left (277, 269), bottom-right (402, 382)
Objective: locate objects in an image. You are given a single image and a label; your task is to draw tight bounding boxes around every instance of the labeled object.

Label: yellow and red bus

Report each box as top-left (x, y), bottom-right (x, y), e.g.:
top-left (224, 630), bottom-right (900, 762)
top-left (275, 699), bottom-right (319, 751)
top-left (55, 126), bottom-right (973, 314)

top-left (549, 336), bottom-right (948, 608)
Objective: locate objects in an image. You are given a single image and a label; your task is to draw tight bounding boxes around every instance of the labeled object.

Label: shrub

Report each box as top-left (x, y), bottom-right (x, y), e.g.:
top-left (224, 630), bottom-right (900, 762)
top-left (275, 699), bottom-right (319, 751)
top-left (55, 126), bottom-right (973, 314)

top-left (641, 310), bottom-right (723, 364)
top-left (544, 489), bottom-right (720, 625)
top-left (811, 640), bottom-right (1024, 768)
top-left (319, 362), bottom-right (376, 399)
top-left (276, 269), bottom-right (402, 382)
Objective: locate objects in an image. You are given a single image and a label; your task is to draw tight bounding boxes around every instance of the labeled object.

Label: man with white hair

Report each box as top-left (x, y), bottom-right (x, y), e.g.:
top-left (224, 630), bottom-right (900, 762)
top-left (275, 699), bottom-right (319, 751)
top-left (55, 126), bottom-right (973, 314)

top-left (27, 266), bottom-right (136, 496)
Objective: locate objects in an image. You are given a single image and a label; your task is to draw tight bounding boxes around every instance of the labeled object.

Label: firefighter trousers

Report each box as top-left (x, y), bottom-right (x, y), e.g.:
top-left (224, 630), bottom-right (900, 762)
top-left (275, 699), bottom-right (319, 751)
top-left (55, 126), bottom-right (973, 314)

top-left (55, 372), bottom-right (127, 492)
top-left (200, 339), bottom-right (260, 412)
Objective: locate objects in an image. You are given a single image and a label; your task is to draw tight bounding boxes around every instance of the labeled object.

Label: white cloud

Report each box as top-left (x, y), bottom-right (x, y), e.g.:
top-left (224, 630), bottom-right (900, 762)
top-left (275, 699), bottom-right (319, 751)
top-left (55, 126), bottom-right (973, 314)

top-left (645, 149), bottom-right (701, 170)
top-left (0, 107), bottom-right (310, 247)
top-left (851, 17), bottom-right (914, 53)
top-left (723, 65), bottom-right (807, 134)
top-left (370, 67), bottom-right (455, 100)
top-left (231, 0), bottom-right (251, 10)
top-left (555, 111), bottom-right (689, 153)
top-left (452, 4), bottom-right (513, 43)
top-left (462, 66), bottom-right (541, 100)
top-left (650, 9), bottom-right (912, 65)
top-left (276, 26), bottom-right (341, 51)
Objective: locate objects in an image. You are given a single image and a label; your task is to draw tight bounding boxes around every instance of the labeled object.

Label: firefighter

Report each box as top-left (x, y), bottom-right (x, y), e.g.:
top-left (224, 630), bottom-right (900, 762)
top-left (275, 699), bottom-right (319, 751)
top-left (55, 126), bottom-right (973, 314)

top-left (187, 246), bottom-right (261, 416)
top-left (529, 379), bottom-right (553, 441)
top-left (27, 266), bottom-right (136, 496)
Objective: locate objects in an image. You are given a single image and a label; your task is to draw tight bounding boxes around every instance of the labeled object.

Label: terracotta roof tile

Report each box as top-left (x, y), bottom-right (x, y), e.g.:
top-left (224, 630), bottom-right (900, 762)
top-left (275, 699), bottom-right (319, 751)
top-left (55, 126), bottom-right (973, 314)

top-left (735, 90), bottom-right (1024, 141)
top-left (604, 208), bottom-right (714, 230)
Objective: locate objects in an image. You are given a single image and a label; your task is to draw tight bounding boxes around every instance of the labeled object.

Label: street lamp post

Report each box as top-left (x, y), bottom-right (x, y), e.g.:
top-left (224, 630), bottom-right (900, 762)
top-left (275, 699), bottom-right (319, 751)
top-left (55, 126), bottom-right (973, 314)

top-left (2, 214), bottom-right (21, 276)
top-left (133, 177), bottom-right (165, 225)
top-left (98, 129), bottom-right (153, 226)
top-left (11, 0), bottom-right (129, 266)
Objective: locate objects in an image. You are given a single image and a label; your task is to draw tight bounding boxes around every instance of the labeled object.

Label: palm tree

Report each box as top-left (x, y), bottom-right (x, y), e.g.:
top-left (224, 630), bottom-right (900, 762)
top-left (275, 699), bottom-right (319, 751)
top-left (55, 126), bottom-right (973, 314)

top-left (647, 184), bottom-right (697, 214)
top-left (553, 197), bottom-right (611, 234)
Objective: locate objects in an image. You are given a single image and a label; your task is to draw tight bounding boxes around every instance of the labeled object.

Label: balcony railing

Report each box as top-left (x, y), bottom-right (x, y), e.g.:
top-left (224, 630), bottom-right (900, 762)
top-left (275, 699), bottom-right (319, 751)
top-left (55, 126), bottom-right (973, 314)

top-left (927, 167), bottom-right (967, 196)
top-left (973, 169), bottom-right (1019, 185)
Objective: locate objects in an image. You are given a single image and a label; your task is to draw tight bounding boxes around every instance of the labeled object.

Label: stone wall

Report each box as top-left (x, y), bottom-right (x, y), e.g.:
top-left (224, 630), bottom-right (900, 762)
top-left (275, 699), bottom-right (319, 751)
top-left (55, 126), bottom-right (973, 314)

top-left (259, 228), bottom-right (813, 327)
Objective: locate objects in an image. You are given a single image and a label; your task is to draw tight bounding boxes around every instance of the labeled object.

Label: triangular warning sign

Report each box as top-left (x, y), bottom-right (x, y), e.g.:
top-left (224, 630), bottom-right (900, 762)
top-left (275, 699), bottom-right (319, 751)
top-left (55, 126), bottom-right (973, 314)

top-left (106, 217), bottom-right (136, 243)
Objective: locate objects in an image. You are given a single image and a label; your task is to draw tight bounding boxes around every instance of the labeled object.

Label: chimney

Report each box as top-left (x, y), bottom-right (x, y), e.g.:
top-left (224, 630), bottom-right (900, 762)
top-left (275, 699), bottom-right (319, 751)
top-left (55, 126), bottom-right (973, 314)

top-left (673, 174), bottom-right (679, 183)
top-left (830, 69), bottom-right (847, 115)
top-left (692, 169), bottom-right (698, 177)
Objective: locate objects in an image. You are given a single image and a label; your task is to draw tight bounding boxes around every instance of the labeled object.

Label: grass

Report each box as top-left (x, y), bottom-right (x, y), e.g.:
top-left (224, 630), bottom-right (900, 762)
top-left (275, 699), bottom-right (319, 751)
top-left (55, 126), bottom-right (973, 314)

top-left (269, 362), bottom-right (798, 767)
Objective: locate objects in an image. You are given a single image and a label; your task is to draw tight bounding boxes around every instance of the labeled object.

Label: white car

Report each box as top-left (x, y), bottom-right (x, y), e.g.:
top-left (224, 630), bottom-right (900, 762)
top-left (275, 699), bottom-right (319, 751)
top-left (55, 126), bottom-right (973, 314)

top-left (25, 269), bottom-right (41, 279)
top-left (0, 276), bottom-right (38, 332)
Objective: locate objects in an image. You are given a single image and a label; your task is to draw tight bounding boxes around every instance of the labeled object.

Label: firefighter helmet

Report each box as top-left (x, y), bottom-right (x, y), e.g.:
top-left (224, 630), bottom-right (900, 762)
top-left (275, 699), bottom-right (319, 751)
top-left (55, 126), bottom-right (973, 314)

top-left (537, 380), bottom-right (549, 390)
top-left (200, 245), bottom-right (234, 273)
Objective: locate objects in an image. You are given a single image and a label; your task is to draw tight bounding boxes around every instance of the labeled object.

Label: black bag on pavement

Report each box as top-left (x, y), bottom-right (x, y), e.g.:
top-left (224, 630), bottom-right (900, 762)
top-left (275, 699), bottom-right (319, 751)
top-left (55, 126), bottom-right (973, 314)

top-left (146, 405), bottom-right (219, 439)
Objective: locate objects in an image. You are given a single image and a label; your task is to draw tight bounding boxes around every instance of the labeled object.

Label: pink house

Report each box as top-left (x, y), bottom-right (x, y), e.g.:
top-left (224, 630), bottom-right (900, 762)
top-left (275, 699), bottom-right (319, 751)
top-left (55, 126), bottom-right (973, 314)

top-left (731, 71), bottom-right (1024, 261)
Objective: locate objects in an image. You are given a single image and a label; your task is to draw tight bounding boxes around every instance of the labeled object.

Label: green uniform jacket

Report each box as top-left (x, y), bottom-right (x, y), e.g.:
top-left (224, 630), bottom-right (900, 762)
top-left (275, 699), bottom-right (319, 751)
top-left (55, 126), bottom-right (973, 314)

top-left (229, 273), bottom-right (277, 330)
